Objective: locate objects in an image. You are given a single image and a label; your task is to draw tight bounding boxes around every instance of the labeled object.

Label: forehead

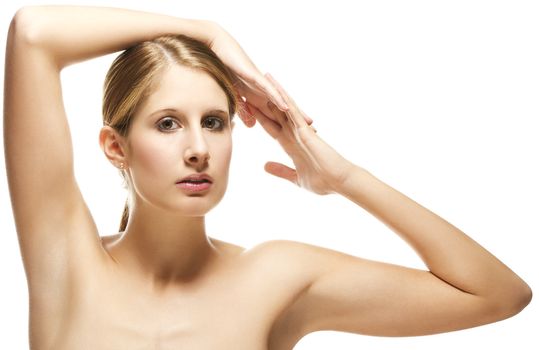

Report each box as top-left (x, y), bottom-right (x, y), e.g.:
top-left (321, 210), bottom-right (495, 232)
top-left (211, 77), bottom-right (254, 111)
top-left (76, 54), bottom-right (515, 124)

top-left (137, 64), bottom-right (229, 117)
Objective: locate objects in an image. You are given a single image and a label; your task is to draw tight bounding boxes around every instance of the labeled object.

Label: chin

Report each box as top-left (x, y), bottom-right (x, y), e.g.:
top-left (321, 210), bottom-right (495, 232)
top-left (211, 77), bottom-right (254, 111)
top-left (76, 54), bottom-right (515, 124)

top-left (176, 204), bottom-right (215, 217)
top-left (172, 193), bottom-right (225, 216)
top-left (139, 183), bottom-right (227, 217)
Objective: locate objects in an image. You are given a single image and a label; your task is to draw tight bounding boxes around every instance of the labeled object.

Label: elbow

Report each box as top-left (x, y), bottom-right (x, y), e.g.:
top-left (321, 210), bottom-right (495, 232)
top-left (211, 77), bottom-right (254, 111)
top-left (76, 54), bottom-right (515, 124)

top-left (511, 282), bottom-right (533, 315)
top-left (489, 280), bottom-right (532, 321)
top-left (9, 6), bottom-right (46, 47)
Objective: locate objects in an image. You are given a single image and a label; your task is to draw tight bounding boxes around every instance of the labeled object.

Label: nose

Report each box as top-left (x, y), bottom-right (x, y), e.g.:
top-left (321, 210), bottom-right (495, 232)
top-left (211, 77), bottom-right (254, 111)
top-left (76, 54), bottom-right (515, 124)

top-left (184, 128), bottom-right (210, 167)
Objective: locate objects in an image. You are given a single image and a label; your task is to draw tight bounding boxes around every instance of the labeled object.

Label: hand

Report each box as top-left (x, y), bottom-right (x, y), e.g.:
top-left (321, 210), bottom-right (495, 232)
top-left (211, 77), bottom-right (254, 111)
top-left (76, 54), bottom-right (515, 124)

top-left (249, 74), bottom-right (355, 195)
top-left (206, 23), bottom-right (312, 127)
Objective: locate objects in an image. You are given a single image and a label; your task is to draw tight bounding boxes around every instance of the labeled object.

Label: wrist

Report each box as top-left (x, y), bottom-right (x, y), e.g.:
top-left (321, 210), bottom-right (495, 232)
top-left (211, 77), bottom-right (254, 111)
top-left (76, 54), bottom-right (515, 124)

top-left (333, 163), bottom-right (371, 197)
top-left (191, 19), bottom-right (221, 46)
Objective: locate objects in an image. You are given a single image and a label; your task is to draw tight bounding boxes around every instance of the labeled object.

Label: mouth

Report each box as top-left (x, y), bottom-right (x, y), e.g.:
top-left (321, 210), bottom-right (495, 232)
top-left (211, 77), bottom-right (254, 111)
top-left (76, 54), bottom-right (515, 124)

top-left (176, 174), bottom-right (213, 193)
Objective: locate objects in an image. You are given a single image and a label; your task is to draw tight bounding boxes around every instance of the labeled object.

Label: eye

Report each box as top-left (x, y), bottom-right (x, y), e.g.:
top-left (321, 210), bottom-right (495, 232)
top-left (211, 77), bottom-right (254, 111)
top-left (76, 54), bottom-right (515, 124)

top-left (157, 117), bottom-right (180, 132)
top-left (202, 116), bottom-right (225, 131)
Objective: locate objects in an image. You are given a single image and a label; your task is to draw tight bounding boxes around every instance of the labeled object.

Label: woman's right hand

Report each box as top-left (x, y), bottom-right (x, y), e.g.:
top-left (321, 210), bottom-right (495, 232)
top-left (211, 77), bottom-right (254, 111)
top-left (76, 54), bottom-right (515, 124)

top-left (206, 22), bottom-right (312, 127)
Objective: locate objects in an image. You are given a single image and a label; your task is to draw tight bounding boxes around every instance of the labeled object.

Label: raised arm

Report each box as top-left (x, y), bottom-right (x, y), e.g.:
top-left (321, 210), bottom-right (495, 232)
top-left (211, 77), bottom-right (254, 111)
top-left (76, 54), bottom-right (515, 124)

top-left (3, 5), bottom-right (284, 304)
top-left (8, 6), bottom-right (218, 68)
top-left (3, 6), bottom-right (211, 297)
top-left (250, 75), bottom-right (531, 343)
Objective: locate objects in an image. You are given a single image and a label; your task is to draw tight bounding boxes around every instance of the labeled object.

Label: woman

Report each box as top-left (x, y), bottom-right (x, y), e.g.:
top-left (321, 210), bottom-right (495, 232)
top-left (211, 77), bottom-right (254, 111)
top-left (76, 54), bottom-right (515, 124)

top-left (4, 5), bottom-right (531, 350)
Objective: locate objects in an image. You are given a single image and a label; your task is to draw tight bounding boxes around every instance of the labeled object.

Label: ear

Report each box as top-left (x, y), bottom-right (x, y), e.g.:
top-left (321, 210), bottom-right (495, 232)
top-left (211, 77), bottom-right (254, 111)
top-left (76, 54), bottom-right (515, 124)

top-left (99, 126), bottom-right (129, 169)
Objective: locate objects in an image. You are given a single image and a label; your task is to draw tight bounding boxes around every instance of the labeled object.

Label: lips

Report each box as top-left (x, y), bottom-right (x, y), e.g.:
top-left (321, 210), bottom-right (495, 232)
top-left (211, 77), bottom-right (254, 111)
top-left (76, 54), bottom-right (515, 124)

top-left (177, 173), bottom-right (213, 184)
top-left (176, 173), bottom-right (213, 193)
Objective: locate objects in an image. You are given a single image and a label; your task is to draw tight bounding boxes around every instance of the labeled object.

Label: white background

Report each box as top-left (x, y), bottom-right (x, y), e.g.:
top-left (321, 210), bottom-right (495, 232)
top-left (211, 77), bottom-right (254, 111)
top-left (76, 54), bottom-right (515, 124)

top-left (1, 0), bottom-right (537, 348)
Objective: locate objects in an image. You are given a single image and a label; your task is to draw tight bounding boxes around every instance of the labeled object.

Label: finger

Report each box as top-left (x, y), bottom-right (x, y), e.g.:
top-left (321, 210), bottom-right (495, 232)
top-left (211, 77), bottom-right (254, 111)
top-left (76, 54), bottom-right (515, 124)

top-left (248, 102), bottom-right (281, 138)
top-left (301, 109), bottom-right (314, 125)
top-left (253, 75), bottom-right (289, 111)
top-left (239, 83), bottom-right (282, 124)
top-left (240, 113), bottom-right (256, 128)
top-left (265, 74), bottom-right (309, 129)
top-left (237, 98), bottom-right (257, 128)
top-left (266, 100), bottom-right (289, 127)
top-left (240, 73), bottom-right (289, 112)
top-left (264, 161), bottom-right (297, 185)
top-left (256, 73), bottom-right (313, 125)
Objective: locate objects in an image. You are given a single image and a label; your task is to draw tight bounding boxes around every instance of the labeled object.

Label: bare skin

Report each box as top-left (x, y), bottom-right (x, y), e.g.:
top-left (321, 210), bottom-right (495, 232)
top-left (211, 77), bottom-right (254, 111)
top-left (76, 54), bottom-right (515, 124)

top-left (4, 5), bottom-right (531, 350)
top-left (63, 234), bottom-right (308, 349)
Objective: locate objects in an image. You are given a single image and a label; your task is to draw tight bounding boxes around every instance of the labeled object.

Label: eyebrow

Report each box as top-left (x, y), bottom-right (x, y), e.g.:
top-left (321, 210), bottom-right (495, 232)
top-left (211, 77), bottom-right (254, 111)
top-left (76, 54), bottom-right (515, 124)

top-left (148, 108), bottom-right (230, 119)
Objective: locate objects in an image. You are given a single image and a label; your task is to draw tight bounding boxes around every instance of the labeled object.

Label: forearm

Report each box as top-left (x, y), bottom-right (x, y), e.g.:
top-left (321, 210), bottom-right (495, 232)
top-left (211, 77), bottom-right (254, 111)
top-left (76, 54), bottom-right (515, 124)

top-left (12, 5), bottom-right (215, 68)
top-left (337, 165), bottom-right (530, 302)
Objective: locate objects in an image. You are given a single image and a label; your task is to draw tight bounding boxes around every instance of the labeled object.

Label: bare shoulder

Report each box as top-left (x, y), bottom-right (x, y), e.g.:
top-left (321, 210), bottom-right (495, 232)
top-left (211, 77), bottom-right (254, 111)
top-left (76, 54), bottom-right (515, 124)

top-left (205, 238), bottom-right (338, 287)
top-left (245, 240), bottom-right (348, 348)
top-left (240, 239), bottom-right (345, 286)
top-left (247, 239), bottom-right (347, 267)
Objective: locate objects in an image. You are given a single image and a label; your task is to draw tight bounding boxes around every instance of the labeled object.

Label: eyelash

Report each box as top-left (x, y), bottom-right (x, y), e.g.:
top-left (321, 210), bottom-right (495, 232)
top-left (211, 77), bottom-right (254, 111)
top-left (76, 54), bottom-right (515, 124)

top-left (157, 116), bottom-right (226, 132)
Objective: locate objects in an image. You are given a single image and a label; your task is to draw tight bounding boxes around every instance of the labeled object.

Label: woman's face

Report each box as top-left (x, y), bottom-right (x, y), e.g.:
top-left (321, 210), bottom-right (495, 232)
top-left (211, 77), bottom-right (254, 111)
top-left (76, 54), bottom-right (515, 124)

top-left (124, 64), bottom-right (234, 216)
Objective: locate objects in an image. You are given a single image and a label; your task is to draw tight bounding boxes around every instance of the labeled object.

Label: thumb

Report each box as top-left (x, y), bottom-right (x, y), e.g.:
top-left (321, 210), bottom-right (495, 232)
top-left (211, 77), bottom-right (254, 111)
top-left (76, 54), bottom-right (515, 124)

top-left (264, 161), bottom-right (297, 185)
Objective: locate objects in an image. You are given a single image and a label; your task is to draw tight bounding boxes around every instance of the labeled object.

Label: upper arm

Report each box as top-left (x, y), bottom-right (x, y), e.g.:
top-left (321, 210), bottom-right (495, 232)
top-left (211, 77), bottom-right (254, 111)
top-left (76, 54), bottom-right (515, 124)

top-left (4, 8), bottom-right (105, 295)
top-left (271, 240), bottom-right (508, 339)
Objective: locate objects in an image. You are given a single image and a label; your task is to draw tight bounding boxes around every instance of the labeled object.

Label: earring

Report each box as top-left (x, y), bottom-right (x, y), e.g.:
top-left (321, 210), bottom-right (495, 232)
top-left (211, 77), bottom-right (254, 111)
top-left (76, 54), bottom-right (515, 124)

top-left (119, 163), bottom-right (124, 169)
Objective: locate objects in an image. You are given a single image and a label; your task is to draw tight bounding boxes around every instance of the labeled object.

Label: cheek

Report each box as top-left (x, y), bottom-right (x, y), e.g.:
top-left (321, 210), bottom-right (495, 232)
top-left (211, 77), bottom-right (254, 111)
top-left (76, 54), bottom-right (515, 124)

top-left (210, 137), bottom-right (232, 171)
top-left (130, 135), bottom-right (178, 181)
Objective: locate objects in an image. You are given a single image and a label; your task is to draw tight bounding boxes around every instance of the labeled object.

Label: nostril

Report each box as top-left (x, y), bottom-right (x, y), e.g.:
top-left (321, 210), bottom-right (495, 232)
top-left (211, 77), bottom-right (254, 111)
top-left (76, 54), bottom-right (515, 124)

top-left (185, 150), bottom-right (210, 164)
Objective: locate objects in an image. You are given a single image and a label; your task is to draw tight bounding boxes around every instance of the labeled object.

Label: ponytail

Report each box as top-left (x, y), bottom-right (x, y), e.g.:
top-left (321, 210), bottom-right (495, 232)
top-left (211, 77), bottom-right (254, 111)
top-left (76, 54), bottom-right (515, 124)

top-left (119, 201), bottom-right (129, 232)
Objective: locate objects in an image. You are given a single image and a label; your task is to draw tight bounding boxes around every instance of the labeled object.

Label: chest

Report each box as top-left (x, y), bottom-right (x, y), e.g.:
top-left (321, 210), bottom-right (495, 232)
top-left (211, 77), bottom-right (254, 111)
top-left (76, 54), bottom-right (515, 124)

top-left (62, 292), bottom-right (267, 349)
top-left (50, 259), bottom-right (296, 350)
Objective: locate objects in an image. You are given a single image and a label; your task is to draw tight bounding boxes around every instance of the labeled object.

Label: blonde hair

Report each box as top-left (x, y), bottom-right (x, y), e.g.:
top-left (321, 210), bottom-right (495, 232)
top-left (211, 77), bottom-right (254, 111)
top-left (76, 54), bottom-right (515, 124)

top-left (102, 34), bottom-right (241, 232)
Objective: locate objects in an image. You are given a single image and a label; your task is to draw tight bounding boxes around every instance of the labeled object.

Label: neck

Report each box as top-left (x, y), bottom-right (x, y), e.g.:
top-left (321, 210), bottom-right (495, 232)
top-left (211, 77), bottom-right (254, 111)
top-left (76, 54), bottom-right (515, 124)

top-left (108, 199), bottom-right (219, 290)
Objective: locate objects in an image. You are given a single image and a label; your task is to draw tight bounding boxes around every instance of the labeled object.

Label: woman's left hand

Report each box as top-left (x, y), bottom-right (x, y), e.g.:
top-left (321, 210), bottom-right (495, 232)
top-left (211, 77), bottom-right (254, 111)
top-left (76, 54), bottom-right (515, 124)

top-left (207, 23), bottom-right (312, 128)
top-left (248, 74), bottom-right (356, 195)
